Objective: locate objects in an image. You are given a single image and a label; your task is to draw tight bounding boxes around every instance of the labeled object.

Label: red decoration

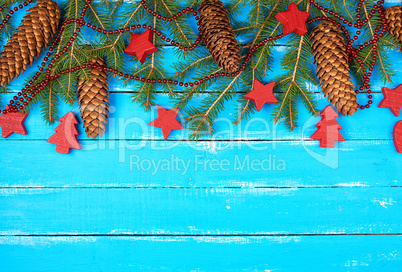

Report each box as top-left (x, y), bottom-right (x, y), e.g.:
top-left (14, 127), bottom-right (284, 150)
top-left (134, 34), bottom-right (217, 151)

top-left (47, 112), bottom-right (81, 154)
top-left (0, 106), bottom-right (28, 138)
top-left (124, 30), bottom-right (158, 64)
top-left (244, 79), bottom-right (278, 111)
top-left (310, 106), bottom-right (345, 148)
top-left (378, 85), bottom-right (402, 116)
top-left (275, 2), bottom-right (310, 36)
top-left (149, 105), bottom-right (183, 140)
top-left (393, 121), bottom-right (402, 153)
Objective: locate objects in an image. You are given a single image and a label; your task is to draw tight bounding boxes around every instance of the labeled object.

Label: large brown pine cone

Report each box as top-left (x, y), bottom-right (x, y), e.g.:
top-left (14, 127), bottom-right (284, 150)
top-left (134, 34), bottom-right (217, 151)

top-left (198, 0), bottom-right (240, 73)
top-left (385, 6), bottom-right (402, 44)
top-left (77, 57), bottom-right (109, 139)
top-left (311, 21), bottom-right (358, 116)
top-left (0, 0), bottom-right (60, 86)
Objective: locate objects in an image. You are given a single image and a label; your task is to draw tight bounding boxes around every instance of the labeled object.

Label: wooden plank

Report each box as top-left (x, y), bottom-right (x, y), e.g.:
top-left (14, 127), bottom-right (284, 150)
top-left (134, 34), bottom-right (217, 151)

top-left (4, 45), bottom-right (402, 93)
top-left (1, 187), bottom-right (400, 235)
top-left (0, 92), bottom-right (398, 141)
top-left (0, 140), bottom-right (399, 187)
top-left (1, 46), bottom-right (401, 141)
top-left (0, 235), bottom-right (401, 271)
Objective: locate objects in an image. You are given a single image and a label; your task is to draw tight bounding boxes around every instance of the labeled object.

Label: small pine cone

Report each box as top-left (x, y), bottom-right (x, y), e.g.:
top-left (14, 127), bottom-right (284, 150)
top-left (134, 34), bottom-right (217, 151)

top-left (198, 0), bottom-right (240, 73)
top-left (385, 6), bottom-right (402, 44)
top-left (0, 0), bottom-right (60, 86)
top-left (77, 57), bottom-right (109, 139)
top-left (311, 21), bottom-right (358, 116)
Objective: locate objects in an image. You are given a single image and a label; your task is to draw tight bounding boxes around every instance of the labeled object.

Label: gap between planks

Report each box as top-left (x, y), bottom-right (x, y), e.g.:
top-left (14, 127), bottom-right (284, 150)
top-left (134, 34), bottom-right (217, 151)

top-left (1, 185), bottom-right (401, 189)
top-left (0, 138), bottom-right (394, 142)
top-left (1, 233), bottom-right (401, 237)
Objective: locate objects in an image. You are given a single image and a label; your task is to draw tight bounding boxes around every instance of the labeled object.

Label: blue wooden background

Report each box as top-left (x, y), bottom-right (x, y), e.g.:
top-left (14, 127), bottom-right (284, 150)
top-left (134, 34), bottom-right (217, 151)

top-left (1, 0), bottom-right (402, 271)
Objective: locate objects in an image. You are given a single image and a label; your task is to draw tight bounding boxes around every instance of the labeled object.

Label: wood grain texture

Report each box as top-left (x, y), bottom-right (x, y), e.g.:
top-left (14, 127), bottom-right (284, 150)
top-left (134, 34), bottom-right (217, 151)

top-left (0, 140), bottom-right (400, 187)
top-left (1, 236), bottom-right (401, 272)
top-left (0, 92), bottom-right (398, 141)
top-left (0, 187), bottom-right (401, 235)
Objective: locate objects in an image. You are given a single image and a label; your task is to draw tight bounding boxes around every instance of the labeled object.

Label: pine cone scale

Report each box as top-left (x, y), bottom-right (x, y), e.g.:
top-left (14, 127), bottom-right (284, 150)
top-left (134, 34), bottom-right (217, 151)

top-left (198, 0), bottom-right (240, 73)
top-left (311, 21), bottom-right (358, 116)
top-left (77, 57), bottom-right (110, 139)
top-left (385, 6), bottom-right (402, 44)
top-left (0, 0), bottom-right (60, 86)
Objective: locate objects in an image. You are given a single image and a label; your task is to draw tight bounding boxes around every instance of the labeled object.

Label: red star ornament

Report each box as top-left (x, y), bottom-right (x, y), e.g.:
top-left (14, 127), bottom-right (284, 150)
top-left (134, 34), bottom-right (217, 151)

top-left (275, 2), bottom-right (310, 36)
top-left (149, 105), bottom-right (183, 140)
top-left (393, 121), bottom-right (402, 153)
top-left (0, 107), bottom-right (28, 138)
top-left (124, 30), bottom-right (158, 64)
top-left (378, 85), bottom-right (402, 116)
top-left (244, 79), bottom-right (278, 111)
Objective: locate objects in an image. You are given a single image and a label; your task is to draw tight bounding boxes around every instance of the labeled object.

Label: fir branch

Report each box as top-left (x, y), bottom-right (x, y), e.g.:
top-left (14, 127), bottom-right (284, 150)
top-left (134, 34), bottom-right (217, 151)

top-left (376, 46), bottom-right (395, 84)
top-left (0, 85), bottom-right (6, 107)
top-left (271, 2), bottom-right (318, 129)
top-left (186, 73), bottom-right (241, 139)
top-left (106, 0), bottom-right (123, 20)
top-left (157, 0), bottom-right (195, 48)
top-left (174, 53), bottom-right (213, 79)
top-left (232, 1), bottom-right (284, 125)
top-left (40, 80), bottom-right (59, 124)
top-left (175, 86), bottom-right (196, 109)
top-left (88, 2), bottom-right (142, 72)
top-left (356, 1), bottom-right (395, 84)
top-left (174, 67), bottom-right (221, 110)
top-left (0, 5), bottom-right (15, 43)
top-left (188, 0), bottom-right (202, 10)
top-left (129, 1), bottom-right (174, 108)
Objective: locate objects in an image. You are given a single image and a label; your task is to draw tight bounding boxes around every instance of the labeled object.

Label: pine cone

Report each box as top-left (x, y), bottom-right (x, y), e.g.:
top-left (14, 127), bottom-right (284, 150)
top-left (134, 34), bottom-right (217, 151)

top-left (0, 0), bottom-right (60, 86)
top-left (311, 21), bottom-right (358, 116)
top-left (385, 6), bottom-right (402, 44)
top-left (77, 57), bottom-right (109, 139)
top-left (198, 0), bottom-right (240, 73)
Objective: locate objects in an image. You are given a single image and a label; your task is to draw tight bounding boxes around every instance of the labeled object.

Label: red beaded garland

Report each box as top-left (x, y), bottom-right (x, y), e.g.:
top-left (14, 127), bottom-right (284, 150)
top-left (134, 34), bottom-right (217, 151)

top-left (0, 0), bottom-right (387, 114)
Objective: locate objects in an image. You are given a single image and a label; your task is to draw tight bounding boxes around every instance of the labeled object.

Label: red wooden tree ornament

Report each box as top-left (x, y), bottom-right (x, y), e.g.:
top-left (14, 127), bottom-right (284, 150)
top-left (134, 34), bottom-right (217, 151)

top-left (393, 121), bottom-right (402, 153)
top-left (378, 85), bottom-right (402, 116)
top-left (0, 106), bottom-right (28, 138)
top-left (310, 106), bottom-right (345, 148)
top-left (47, 111), bottom-right (81, 154)
top-left (275, 2), bottom-right (310, 36)
top-left (149, 105), bottom-right (183, 140)
top-left (244, 79), bottom-right (278, 111)
top-left (124, 30), bottom-right (158, 64)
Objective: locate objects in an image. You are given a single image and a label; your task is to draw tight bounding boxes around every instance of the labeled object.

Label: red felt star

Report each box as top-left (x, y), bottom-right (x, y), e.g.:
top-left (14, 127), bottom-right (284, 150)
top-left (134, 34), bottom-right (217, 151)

top-left (124, 30), bottom-right (158, 64)
top-left (378, 85), bottom-right (402, 116)
top-left (275, 2), bottom-right (310, 36)
top-left (393, 121), bottom-right (402, 153)
top-left (149, 105), bottom-right (183, 140)
top-left (0, 107), bottom-right (28, 138)
top-left (244, 79), bottom-right (278, 111)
